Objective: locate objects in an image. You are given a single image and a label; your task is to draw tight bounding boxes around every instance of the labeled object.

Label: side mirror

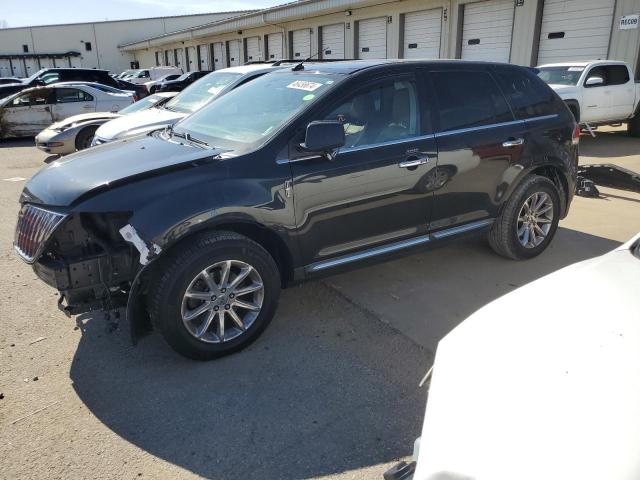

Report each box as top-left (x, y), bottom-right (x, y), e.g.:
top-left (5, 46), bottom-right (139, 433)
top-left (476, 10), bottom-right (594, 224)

top-left (585, 76), bottom-right (604, 87)
top-left (300, 120), bottom-right (345, 157)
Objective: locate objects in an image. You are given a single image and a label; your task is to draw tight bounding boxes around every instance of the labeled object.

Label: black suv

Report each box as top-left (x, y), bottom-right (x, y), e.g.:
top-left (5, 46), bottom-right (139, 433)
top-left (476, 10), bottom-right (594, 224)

top-left (0, 68), bottom-right (119, 97)
top-left (156, 71), bottom-right (212, 92)
top-left (14, 60), bottom-right (578, 360)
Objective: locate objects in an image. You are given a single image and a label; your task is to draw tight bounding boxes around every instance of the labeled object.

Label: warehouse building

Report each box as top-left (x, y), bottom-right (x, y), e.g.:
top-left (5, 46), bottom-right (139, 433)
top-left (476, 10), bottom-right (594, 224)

top-left (0, 11), bottom-right (252, 77)
top-left (122, 0), bottom-right (640, 76)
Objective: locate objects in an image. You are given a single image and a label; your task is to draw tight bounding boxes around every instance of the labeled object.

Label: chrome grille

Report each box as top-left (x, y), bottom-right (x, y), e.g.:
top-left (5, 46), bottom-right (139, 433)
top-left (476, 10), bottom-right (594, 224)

top-left (14, 204), bottom-right (67, 264)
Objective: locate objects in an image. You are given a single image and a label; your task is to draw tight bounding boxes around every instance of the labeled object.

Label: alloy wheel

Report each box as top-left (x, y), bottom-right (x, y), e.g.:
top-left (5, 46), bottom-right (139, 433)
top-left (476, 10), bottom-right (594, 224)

top-left (516, 192), bottom-right (554, 248)
top-left (180, 260), bottom-right (264, 343)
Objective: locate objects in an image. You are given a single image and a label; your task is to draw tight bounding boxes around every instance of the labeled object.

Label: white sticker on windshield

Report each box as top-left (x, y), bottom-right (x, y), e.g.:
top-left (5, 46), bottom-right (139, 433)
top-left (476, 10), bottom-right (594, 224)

top-left (287, 80), bottom-right (323, 92)
top-left (568, 67), bottom-right (585, 72)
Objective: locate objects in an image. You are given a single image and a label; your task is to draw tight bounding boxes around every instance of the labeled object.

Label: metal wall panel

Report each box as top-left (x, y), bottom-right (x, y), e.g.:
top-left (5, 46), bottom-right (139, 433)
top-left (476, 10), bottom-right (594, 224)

top-left (537, 0), bottom-right (615, 65)
top-left (461, 0), bottom-right (514, 62)
top-left (403, 9), bottom-right (442, 59)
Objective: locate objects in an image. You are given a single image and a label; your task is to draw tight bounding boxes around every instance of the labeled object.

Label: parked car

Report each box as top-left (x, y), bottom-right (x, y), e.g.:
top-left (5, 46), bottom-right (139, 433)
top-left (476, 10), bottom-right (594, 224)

top-left (0, 68), bottom-right (119, 98)
top-left (145, 74), bottom-right (182, 94)
top-left (537, 60), bottom-right (640, 136)
top-left (401, 233), bottom-right (640, 480)
top-left (116, 70), bottom-right (137, 79)
top-left (156, 70), bottom-right (211, 92)
top-left (0, 82), bottom-right (134, 138)
top-left (35, 92), bottom-right (177, 155)
top-left (114, 78), bottom-right (148, 99)
top-left (92, 64), bottom-right (286, 145)
top-left (0, 77), bottom-right (22, 85)
top-left (14, 60), bottom-right (578, 360)
top-left (125, 67), bottom-right (183, 85)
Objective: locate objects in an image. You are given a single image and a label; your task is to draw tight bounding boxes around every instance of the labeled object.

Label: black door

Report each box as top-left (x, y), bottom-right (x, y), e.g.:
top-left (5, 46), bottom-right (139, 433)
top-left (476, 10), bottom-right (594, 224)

top-left (426, 67), bottom-right (528, 234)
top-left (289, 72), bottom-right (438, 269)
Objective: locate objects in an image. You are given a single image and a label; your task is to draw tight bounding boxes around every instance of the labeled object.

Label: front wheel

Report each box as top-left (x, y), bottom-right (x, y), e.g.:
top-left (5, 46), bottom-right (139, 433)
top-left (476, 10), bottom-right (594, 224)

top-left (488, 175), bottom-right (561, 260)
top-left (75, 126), bottom-right (97, 151)
top-left (147, 231), bottom-right (281, 360)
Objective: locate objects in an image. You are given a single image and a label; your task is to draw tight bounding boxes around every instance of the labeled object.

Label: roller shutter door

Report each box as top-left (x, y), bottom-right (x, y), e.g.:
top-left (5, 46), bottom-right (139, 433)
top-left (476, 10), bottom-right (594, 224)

top-left (174, 48), bottom-right (185, 71)
top-left (0, 60), bottom-right (11, 77)
top-left (212, 42), bottom-right (225, 70)
top-left (321, 23), bottom-right (345, 60)
top-left (537, 0), bottom-right (615, 65)
top-left (164, 50), bottom-right (172, 66)
top-left (228, 39), bottom-right (242, 67)
top-left (358, 17), bottom-right (387, 59)
top-left (186, 46), bottom-right (197, 71)
top-left (198, 44), bottom-right (210, 70)
top-left (292, 29), bottom-right (311, 59)
top-left (461, 0), bottom-right (514, 62)
top-left (267, 33), bottom-right (284, 60)
top-left (245, 36), bottom-right (262, 62)
top-left (25, 59), bottom-right (39, 75)
top-left (403, 9), bottom-right (442, 59)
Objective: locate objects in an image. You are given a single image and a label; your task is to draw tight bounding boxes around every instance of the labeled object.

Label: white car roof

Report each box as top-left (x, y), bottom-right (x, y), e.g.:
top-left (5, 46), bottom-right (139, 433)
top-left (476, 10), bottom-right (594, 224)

top-left (220, 64), bottom-right (289, 75)
top-left (537, 60), bottom-right (628, 68)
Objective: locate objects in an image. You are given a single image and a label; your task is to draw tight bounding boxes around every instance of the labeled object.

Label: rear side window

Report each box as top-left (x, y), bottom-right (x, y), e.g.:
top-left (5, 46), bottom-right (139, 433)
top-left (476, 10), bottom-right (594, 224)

top-left (493, 68), bottom-right (558, 120)
top-left (55, 88), bottom-right (94, 103)
top-left (430, 70), bottom-right (513, 132)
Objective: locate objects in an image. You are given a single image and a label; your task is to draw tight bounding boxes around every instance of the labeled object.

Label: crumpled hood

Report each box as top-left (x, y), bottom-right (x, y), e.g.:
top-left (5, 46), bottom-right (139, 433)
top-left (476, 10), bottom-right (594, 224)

top-left (547, 83), bottom-right (579, 100)
top-left (94, 107), bottom-right (186, 141)
top-left (49, 112), bottom-right (122, 130)
top-left (414, 235), bottom-right (640, 480)
top-left (22, 133), bottom-right (225, 207)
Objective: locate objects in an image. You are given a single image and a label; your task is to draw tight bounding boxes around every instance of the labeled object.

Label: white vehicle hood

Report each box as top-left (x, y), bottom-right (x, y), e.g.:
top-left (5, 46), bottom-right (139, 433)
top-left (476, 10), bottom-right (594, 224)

top-left (94, 107), bottom-right (186, 141)
top-left (547, 83), bottom-right (579, 100)
top-left (414, 235), bottom-right (640, 480)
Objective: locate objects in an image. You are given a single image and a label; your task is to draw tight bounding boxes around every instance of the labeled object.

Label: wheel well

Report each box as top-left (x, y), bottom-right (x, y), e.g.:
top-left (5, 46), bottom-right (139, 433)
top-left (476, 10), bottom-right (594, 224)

top-left (531, 165), bottom-right (569, 218)
top-left (75, 125), bottom-right (98, 149)
top-left (211, 222), bottom-right (293, 288)
top-left (564, 100), bottom-right (580, 123)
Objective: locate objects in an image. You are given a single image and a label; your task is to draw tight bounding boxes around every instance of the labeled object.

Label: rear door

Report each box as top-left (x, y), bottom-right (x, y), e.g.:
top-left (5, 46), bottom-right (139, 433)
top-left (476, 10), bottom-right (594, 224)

top-left (606, 64), bottom-right (635, 119)
top-left (427, 67), bottom-right (524, 232)
top-left (289, 71), bottom-right (438, 269)
top-left (51, 87), bottom-right (97, 121)
top-left (1, 89), bottom-right (54, 136)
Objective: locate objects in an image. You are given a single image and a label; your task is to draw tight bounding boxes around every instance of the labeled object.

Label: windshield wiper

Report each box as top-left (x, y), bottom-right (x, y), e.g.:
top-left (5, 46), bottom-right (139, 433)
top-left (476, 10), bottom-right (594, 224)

top-left (172, 130), bottom-right (211, 149)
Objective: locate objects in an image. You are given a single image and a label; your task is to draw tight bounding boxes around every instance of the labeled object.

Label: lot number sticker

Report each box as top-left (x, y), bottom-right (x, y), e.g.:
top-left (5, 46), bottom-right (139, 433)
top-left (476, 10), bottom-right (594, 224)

top-left (287, 81), bottom-right (323, 92)
top-left (620, 14), bottom-right (639, 30)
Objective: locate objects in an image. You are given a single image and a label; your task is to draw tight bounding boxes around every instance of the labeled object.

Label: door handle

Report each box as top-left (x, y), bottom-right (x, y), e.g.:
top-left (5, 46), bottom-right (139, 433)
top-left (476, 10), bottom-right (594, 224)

top-left (502, 138), bottom-right (524, 148)
top-left (399, 156), bottom-right (430, 168)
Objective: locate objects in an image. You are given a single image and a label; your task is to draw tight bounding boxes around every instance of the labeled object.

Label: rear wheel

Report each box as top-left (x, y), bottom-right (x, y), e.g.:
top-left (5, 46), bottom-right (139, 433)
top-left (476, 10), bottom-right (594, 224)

top-left (148, 231), bottom-right (281, 360)
top-left (488, 175), bottom-right (560, 260)
top-left (75, 126), bottom-right (97, 151)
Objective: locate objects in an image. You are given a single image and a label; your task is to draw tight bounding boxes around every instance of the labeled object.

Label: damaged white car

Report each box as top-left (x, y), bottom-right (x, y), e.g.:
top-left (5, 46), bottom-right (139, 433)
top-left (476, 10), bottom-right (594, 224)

top-left (0, 82), bottom-right (134, 139)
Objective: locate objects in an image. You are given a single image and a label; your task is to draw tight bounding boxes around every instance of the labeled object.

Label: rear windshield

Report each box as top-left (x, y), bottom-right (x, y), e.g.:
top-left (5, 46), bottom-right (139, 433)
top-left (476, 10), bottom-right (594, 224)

top-left (163, 71), bottom-right (242, 114)
top-left (537, 66), bottom-right (584, 86)
top-left (119, 94), bottom-right (166, 114)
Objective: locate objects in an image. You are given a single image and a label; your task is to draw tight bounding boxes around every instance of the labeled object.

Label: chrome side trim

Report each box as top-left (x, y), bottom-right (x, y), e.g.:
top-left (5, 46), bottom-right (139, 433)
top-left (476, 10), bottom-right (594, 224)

top-left (307, 219), bottom-right (494, 272)
top-left (307, 235), bottom-right (431, 272)
top-left (431, 219), bottom-right (494, 239)
top-left (525, 114), bottom-right (559, 122)
top-left (434, 120), bottom-right (525, 138)
top-left (340, 134), bottom-right (436, 153)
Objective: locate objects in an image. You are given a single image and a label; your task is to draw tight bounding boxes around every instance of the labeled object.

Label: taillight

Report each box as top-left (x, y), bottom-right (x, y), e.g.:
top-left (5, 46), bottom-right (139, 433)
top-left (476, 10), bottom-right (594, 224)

top-left (572, 124), bottom-right (580, 146)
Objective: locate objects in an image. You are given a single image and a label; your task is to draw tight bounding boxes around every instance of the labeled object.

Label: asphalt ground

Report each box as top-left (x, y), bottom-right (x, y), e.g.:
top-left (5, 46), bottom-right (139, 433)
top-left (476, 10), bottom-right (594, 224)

top-left (1, 126), bottom-right (639, 479)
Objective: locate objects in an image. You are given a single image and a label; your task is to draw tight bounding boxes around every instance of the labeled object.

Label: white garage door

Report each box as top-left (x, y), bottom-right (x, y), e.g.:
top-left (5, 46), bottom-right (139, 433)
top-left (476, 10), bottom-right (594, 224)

top-left (292, 29), bottom-right (311, 59)
top-left (0, 60), bottom-right (11, 77)
top-left (537, 0), bottom-right (615, 65)
top-left (186, 46), bottom-right (197, 71)
top-left (164, 50), bottom-right (172, 66)
top-left (198, 44), bottom-right (210, 70)
top-left (403, 9), bottom-right (442, 59)
top-left (358, 17), bottom-right (387, 59)
top-left (212, 42), bottom-right (225, 70)
top-left (228, 39), bottom-right (242, 67)
top-left (461, 0), bottom-right (514, 62)
top-left (11, 60), bottom-right (25, 77)
top-left (174, 48), bottom-right (185, 70)
top-left (321, 23), bottom-right (345, 59)
top-left (245, 36), bottom-right (262, 62)
top-left (267, 33), bottom-right (284, 60)
top-left (25, 59), bottom-right (39, 75)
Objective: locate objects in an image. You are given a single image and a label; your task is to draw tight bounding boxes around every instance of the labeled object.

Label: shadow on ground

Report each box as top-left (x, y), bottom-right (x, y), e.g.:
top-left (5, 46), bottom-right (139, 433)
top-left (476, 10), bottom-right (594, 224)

top-left (0, 138), bottom-right (35, 148)
top-left (69, 227), bottom-right (619, 479)
top-left (579, 129), bottom-right (640, 159)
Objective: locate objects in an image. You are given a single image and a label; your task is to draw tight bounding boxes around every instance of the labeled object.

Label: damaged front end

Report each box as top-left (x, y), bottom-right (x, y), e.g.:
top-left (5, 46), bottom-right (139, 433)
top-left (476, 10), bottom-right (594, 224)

top-left (14, 204), bottom-right (159, 340)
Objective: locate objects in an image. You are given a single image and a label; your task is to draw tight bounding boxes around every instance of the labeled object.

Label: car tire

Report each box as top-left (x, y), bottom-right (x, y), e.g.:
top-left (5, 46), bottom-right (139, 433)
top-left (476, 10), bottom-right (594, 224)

top-left (628, 115), bottom-right (640, 137)
top-left (147, 230), bottom-right (281, 360)
top-left (488, 175), bottom-right (561, 260)
top-left (75, 126), bottom-right (98, 151)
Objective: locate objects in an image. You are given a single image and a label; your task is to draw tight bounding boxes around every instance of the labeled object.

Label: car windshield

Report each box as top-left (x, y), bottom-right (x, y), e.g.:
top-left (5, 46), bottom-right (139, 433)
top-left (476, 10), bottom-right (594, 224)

top-left (173, 72), bottom-right (340, 151)
top-left (163, 71), bottom-right (243, 114)
top-left (119, 94), bottom-right (166, 114)
top-left (537, 66), bottom-right (584, 86)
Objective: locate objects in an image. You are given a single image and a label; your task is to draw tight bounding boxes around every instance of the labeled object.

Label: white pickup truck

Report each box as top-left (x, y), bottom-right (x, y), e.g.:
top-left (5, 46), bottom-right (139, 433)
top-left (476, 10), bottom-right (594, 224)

top-left (537, 60), bottom-right (640, 136)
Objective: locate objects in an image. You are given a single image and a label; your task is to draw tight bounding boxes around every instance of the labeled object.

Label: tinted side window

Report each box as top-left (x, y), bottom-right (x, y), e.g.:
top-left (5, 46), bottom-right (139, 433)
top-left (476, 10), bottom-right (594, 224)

top-left (430, 70), bottom-right (513, 132)
top-left (606, 65), bottom-right (630, 85)
top-left (322, 79), bottom-right (421, 148)
top-left (55, 88), bottom-right (94, 103)
top-left (493, 68), bottom-right (557, 119)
